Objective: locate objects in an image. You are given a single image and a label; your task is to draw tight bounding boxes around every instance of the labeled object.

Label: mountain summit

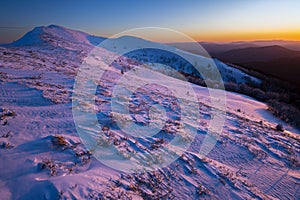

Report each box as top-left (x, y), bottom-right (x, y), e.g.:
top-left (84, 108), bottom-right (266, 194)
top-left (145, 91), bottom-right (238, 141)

top-left (7, 25), bottom-right (106, 47)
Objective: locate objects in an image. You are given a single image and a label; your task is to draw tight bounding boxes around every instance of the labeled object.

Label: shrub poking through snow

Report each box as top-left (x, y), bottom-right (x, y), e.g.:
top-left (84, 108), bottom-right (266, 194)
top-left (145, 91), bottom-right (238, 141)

top-left (2, 119), bottom-right (8, 126)
top-left (276, 124), bottom-right (284, 132)
top-left (52, 135), bottom-right (68, 147)
top-left (0, 108), bottom-right (16, 118)
top-left (197, 184), bottom-right (209, 196)
top-left (4, 109), bottom-right (16, 117)
top-left (0, 108), bottom-right (16, 126)
top-left (2, 131), bottom-right (11, 138)
top-left (0, 141), bottom-right (14, 149)
top-left (40, 159), bottom-right (57, 176)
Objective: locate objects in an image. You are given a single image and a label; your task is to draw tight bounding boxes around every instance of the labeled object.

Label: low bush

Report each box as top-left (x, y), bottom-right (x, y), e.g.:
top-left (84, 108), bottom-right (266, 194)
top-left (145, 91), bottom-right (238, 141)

top-left (52, 135), bottom-right (68, 146)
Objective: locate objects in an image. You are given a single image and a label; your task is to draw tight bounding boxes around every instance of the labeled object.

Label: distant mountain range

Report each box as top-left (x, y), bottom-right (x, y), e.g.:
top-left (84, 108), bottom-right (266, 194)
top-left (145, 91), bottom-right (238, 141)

top-left (170, 41), bottom-right (300, 86)
top-left (212, 45), bottom-right (300, 86)
top-left (212, 45), bottom-right (300, 62)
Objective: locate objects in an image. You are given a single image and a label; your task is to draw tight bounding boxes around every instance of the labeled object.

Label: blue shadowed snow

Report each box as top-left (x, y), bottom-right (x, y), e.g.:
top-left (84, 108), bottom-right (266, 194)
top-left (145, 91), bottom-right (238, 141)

top-left (0, 82), bottom-right (53, 106)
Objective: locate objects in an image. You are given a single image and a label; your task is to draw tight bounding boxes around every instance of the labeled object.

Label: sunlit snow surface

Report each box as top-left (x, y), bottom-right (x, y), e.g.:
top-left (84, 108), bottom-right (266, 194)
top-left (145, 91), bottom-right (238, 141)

top-left (0, 26), bottom-right (299, 199)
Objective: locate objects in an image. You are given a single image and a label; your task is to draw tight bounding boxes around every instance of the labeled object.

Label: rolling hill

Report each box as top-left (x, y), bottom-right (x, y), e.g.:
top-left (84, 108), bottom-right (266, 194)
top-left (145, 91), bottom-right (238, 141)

top-left (212, 46), bottom-right (300, 85)
top-left (171, 42), bottom-right (300, 86)
top-left (0, 25), bottom-right (299, 200)
top-left (213, 45), bottom-right (300, 63)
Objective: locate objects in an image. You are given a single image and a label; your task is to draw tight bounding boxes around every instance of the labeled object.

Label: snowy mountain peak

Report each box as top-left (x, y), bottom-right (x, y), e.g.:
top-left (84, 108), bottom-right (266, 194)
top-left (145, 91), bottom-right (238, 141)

top-left (7, 25), bottom-right (106, 47)
top-left (8, 26), bottom-right (45, 46)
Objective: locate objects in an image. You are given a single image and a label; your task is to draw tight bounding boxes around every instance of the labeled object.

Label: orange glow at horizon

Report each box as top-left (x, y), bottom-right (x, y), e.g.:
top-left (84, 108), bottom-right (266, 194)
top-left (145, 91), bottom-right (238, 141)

top-left (128, 29), bottom-right (300, 43)
top-left (189, 30), bottom-right (300, 42)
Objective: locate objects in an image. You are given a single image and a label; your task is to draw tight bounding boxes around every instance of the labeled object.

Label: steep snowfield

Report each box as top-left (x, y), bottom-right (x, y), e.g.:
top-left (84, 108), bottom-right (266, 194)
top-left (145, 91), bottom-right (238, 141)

top-left (0, 25), bottom-right (299, 199)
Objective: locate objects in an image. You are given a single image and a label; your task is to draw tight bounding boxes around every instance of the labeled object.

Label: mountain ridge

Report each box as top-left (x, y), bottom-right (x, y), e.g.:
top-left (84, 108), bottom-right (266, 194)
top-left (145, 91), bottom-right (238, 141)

top-left (4, 24), bottom-right (106, 47)
top-left (213, 45), bottom-right (300, 63)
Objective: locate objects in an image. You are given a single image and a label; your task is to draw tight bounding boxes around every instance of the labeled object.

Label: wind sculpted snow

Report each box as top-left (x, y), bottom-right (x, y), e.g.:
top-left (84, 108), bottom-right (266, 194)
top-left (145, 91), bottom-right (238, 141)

top-left (0, 25), bottom-right (299, 199)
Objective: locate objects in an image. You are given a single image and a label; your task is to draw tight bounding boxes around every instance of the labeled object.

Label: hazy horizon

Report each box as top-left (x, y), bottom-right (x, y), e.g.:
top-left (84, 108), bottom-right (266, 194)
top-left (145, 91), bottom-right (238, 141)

top-left (2, 24), bottom-right (300, 45)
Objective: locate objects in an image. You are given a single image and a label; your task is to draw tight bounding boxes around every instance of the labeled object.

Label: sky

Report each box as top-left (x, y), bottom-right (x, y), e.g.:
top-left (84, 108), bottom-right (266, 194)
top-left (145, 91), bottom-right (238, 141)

top-left (0, 0), bottom-right (300, 43)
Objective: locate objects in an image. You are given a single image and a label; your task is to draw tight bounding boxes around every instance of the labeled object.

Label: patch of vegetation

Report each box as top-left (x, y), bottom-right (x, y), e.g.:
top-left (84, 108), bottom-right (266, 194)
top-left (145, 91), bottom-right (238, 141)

top-left (197, 184), bottom-right (209, 196)
top-left (276, 124), bottom-right (284, 132)
top-left (182, 70), bottom-right (300, 128)
top-left (39, 159), bottom-right (57, 176)
top-left (52, 135), bottom-right (68, 147)
top-left (0, 141), bottom-right (14, 149)
top-left (0, 108), bottom-right (17, 126)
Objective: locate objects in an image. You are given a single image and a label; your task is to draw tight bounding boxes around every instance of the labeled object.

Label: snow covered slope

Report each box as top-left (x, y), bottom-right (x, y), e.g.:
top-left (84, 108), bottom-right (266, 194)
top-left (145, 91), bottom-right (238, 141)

top-left (0, 25), bottom-right (299, 199)
top-left (6, 25), bottom-right (105, 50)
top-left (3, 25), bottom-right (259, 86)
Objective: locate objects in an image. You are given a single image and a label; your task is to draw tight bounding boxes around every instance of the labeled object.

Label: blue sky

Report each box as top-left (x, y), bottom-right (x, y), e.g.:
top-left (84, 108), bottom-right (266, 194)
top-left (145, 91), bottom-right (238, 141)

top-left (1, 0), bottom-right (300, 43)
